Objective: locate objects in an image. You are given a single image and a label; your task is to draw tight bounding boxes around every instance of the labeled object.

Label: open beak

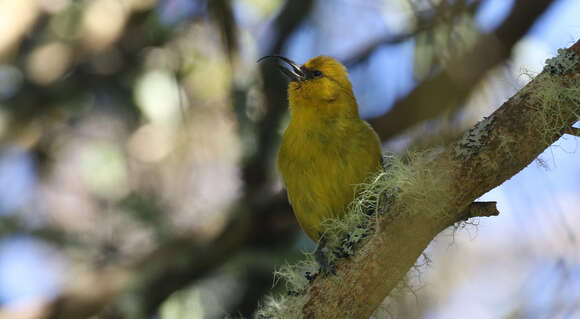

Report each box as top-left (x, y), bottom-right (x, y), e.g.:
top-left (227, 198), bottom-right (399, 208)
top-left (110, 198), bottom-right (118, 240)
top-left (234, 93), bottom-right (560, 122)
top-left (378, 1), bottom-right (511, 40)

top-left (257, 55), bottom-right (305, 82)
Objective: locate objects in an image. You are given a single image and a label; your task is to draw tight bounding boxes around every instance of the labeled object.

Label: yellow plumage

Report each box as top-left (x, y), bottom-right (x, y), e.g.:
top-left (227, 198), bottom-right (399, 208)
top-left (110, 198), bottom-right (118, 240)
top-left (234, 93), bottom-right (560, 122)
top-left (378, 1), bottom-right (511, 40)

top-left (275, 56), bottom-right (382, 241)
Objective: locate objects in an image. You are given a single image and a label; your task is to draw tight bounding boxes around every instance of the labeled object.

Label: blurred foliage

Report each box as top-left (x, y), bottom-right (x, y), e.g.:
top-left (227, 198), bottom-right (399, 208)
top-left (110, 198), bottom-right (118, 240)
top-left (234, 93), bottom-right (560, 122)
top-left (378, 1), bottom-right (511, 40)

top-left (0, 0), bottom-right (577, 318)
top-left (0, 0), bottom-right (305, 317)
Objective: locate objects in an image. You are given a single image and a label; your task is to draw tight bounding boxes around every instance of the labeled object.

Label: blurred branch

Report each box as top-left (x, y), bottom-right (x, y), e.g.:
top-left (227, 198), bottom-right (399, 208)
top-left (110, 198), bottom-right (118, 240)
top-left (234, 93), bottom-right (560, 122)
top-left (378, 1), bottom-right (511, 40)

top-left (343, 0), bottom-right (483, 66)
top-left (243, 0), bottom-right (314, 188)
top-left (296, 40), bottom-right (580, 318)
top-left (369, 0), bottom-right (555, 141)
top-left (209, 0), bottom-right (238, 59)
top-left (135, 194), bottom-right (293, 317)
top-left (266, 0), bottom-right (315, 54)
top-left (0, 216), bottom-right (77, 246)
top-left (10, 194), bottom-right (292, 319)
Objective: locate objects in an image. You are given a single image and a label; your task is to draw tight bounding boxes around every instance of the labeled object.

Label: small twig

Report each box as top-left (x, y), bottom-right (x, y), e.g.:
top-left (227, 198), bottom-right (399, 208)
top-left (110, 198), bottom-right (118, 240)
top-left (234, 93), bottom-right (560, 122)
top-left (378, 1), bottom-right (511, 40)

top-left (563, 126), bottom-right (580, 137)
top-left (460, 201), bottom-right (499, 220)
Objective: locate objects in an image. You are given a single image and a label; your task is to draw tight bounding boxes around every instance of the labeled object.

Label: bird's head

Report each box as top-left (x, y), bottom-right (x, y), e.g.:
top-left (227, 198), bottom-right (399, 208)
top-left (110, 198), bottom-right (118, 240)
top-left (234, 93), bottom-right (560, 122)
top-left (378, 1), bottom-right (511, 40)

top-left (259, 55), bottom-right (357, 118)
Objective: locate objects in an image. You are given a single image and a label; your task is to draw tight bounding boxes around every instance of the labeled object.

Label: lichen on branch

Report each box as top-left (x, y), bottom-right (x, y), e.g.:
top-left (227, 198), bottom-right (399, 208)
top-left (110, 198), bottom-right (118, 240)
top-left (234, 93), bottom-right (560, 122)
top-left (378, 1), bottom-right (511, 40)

top-left (257, 42), bottom-right (580, 319)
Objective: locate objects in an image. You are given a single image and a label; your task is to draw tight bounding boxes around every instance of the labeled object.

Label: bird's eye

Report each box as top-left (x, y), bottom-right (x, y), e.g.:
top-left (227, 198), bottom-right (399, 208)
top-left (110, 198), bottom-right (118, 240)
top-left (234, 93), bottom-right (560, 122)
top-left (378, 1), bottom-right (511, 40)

top-left (312, 70), bottom-right (323, 77)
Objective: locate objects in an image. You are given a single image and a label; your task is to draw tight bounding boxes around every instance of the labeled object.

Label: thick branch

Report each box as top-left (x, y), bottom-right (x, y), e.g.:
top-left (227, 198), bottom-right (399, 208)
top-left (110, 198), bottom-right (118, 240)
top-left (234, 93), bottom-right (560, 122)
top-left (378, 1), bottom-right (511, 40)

top-left (300, 40), bottom-right (580, 318)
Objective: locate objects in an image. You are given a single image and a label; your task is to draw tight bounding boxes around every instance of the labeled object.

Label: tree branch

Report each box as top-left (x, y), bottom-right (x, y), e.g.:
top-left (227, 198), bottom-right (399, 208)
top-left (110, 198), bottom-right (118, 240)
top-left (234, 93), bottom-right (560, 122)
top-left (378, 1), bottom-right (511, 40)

top-left (460, 201), bottom-right (499, 220)
top-left (369, 0), bottom-right (555, 141)
top-left (343, 0), bottom-right (483, 67)
top-left (296, 40), bottom-right (580, 318)
top-left (243, 0), bottom-right (314, 188)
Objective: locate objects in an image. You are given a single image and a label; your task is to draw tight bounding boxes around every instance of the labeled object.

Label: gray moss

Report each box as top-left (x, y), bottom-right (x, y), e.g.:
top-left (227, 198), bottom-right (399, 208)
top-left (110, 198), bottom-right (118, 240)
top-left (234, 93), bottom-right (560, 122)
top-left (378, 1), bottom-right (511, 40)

top-left (544, 49), bottom-right (580, 75)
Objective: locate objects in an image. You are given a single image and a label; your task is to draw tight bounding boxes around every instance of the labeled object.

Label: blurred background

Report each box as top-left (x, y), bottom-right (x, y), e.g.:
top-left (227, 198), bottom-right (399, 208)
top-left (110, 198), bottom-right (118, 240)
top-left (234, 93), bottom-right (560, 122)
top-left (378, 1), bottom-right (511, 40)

top-left (0, 0), bottom-right (578, 318)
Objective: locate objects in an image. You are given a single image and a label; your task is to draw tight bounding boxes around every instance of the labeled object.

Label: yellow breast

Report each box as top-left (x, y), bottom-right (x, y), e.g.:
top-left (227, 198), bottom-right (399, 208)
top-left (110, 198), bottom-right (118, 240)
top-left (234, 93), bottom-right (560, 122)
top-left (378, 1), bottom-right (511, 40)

top-left (278, 118), bottom-right (381, 240)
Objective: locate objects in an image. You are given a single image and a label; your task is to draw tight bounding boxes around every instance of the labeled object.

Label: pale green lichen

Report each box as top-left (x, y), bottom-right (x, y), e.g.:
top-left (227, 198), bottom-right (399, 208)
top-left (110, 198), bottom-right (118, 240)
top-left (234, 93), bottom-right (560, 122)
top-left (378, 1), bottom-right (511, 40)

top-left (255, 150), bottom-right (455, 318)
top-left (527, 73), bottom-right (580, 146)
top-left (454, 115), bottom-right (495, 159)
top-left (255, 254), bottom-right (318, 318)
top-left (544, 49), bottom-right (580, 75)
top-left (273, 257), bottom-right (318, 294)
top-left (534, 48), bottom-right (580, 145)
top-left (255, 294), bottom-right (307, 319)
top-left (498, 48), bottom-right (580, 160)
top-left (497, 134), bottom-right (517, 160)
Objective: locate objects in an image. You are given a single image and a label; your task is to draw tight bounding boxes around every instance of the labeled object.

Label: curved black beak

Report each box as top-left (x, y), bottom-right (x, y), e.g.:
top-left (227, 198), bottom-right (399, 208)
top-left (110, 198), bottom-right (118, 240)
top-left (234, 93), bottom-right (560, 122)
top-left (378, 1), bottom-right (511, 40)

top-left (257, 55), bottom-right (305, 82)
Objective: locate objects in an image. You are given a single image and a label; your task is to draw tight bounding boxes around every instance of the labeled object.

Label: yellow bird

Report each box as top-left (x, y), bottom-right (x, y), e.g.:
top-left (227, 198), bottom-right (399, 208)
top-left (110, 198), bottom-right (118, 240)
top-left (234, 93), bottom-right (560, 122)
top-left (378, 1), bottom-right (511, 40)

top-left (261, 55), bottom-right (382, 241)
